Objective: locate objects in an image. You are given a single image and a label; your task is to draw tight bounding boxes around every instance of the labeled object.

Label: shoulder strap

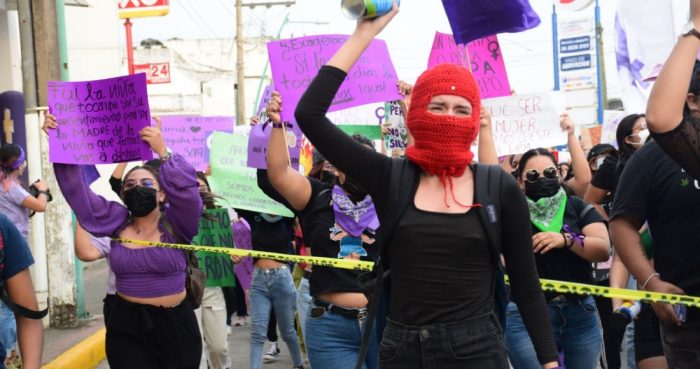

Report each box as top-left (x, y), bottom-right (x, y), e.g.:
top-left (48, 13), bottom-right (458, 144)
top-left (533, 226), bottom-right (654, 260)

top-left (474, 164), bottom-right (504, 264)
top-left (579, 203), bottom-right (596, 221)
top-left (0, 226), bottom-right (48, 320)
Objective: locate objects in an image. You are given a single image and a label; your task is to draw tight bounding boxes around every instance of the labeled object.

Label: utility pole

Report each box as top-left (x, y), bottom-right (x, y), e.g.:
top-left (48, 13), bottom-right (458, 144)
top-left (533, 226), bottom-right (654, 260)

top-left (236, 0), bottom-right (295, 125)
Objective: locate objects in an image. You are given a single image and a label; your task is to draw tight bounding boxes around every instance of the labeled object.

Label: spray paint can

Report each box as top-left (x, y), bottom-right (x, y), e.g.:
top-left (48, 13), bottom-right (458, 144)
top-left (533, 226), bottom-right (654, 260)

top-left (341, 0), bottom-right (400, 20)
top-left (611, 301), bottom-right (642, 331)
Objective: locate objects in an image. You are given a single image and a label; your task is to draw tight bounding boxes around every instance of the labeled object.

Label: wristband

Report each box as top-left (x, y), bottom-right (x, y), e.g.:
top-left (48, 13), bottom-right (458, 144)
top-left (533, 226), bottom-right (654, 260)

top-left (272, 122), bottom-right (284, 129)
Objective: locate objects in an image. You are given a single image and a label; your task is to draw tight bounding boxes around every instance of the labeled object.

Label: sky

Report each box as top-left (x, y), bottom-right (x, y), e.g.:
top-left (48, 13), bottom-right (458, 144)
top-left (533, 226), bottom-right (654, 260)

top-left (127, 0), bottom-right (684, 102)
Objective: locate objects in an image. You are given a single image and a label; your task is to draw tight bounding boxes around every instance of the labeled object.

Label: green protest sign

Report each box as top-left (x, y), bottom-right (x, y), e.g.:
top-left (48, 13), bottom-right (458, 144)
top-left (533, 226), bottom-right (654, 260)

top-left (337, 125), bottom-right (382, 140)
top-left (192, 208), bottom-right (236, 287)
top-left (208, 132), bottom-right (293, 217)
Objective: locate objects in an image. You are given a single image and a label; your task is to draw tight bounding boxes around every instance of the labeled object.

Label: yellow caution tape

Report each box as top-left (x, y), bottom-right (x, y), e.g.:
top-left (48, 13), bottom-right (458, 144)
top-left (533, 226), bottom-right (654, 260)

top-left (506, 276), bottom-right (700, 308)
top-left (112, 238), bottom-right (700, 307)
top-left (112, 238), bottom-right (374, 271)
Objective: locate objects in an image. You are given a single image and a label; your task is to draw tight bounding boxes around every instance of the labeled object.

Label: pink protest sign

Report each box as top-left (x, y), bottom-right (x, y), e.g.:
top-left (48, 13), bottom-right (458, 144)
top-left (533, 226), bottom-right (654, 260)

top-left (47, 73), bottom-right (153, 164)
top-left (427, 32), bottom-right (470, 69)
top-left (232, 218), bottom-right (253, 292)
top-left (160, 115), bottom-right (234, 171)
top-left (247, 119), bottom-right (302, 170)
top-left (466, 35), bottom-right (511, 99)
top-left (267, 34), bottom-right (401, 121)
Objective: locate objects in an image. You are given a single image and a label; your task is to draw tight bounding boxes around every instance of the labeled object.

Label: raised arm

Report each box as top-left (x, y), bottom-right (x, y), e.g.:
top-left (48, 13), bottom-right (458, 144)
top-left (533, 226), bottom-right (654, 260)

top-left (499, 172), bottom-right (559, 366)
top-left (478, 107), bottom-right (498, 165)
top-left (561, 114), bottom-right (591, 196)
top-left (265, 92), bottom-right (313, 211)
top-left (109, 162), bottom-right (128, 195)
top-left (160, 154), bottom-right (203, 242)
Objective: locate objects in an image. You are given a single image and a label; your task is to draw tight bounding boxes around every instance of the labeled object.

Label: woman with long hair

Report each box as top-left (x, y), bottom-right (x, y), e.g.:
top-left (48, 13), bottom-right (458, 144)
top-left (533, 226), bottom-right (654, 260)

top-left (291, 5), bottom-right (559, 368)
top-left (43, 114), bottom-right (204, 369)
top-left (258, 93), bottom-right (381, 369)
top-left (506, 148), bottom-right (610, 369)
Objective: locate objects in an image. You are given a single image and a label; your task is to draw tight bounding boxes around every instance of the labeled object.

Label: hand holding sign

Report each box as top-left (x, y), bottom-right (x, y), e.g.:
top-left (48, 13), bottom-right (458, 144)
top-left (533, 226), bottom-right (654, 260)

top-left (266, 91), bottom-right (283, 125)
top-left (140, 116), bottom-right (167, 157)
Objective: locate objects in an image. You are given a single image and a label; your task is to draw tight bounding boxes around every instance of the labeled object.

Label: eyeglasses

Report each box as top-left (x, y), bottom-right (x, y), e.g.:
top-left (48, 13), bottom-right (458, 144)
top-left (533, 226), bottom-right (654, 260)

top-left (525, 167), bottom-right (558, 182)
top-left (123, 178), bottom-right (157, 190)
top-left (323, 162), bottom-right (336, 171)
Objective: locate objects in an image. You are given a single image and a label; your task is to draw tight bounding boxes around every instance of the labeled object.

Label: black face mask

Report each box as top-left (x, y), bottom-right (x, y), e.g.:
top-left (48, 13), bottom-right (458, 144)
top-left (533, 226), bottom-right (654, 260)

top-left (123, 186), bottom-right (159, 217)
top-left (340, 176), bottom-right (368, 203)
top-left (524, 178), bottom-right (561, 201)
top-left (320, 170), bottom-right (337, 186)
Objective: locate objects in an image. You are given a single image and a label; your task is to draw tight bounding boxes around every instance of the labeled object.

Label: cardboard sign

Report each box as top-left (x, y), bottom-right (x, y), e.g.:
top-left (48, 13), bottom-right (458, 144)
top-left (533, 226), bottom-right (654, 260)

top-left (466, 35), bottom-right (511, 99)
top-left (427, 32), bottom-right (470, 69)
top-left (232, 218), bottom-right (253, 292)
top-left (383, 101), bottom-right (408, 157)
top-left (267, 34), bottom-right (401, 120)
top-left (483, 92), bottom-right (567, 156)
top-left (47, 73), bottom-right (153, 164)
top-left (192, 208), bottom-right (236, 287)
top-left (208, 132), bottom-right (293, 217)
top-left (160, 115), bottom-right (234, 171)
top-left (246, 120), bottom-right (302, 171)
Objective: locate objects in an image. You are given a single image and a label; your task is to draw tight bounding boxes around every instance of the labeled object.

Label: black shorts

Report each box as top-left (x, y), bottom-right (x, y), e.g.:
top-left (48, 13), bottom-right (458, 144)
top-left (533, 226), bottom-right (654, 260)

top-left (634, 303), bottom-right (664, 362)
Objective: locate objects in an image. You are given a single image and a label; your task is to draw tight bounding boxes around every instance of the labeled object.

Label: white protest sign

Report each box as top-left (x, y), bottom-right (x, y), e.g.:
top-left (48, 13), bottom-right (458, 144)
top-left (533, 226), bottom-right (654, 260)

top-left (383, 101), bottom-right (408, 157)
top-left (483, 92), bottom-right (567, 156)
top-left (601, 110), bottom-right (627, 147)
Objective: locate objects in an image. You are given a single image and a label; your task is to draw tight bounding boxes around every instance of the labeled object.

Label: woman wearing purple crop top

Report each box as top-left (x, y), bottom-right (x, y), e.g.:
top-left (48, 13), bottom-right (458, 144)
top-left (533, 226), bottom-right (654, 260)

top-left (44, 114), bottom-right (204, 369)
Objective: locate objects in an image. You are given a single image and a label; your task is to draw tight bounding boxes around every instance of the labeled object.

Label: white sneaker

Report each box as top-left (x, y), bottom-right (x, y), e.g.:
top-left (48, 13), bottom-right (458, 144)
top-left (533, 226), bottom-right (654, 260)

top-left (226, 325), bottom-right (232, 336)
top-left (263, 342), bottom-right (280, 363)
top-left (234, 316), bottom-right (248, 326)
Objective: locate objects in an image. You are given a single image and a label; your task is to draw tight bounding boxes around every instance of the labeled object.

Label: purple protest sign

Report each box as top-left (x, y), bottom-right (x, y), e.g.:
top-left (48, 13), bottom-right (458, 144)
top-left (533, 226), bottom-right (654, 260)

top-left (232, 218), bottom-right (253, 292)
top-left (267, 34), bottom-right (401, 121)
top-left (427, 32), bottom-right (470, 69)
top-left (160, 115), bottom-right (234, 171)
top-left (247, 119), bottom-right (302, 170)
top-left (257, 85), bottom-right (274, 117)
top-left (47, 73), bottom-right (153, 164)
top-left (467, 35), bottom-right (511, 99)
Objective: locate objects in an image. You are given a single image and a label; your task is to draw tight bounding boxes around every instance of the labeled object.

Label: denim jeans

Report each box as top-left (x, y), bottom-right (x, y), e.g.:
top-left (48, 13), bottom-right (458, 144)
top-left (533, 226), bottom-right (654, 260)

top-left (505, 296), bottom-right (602, 369)
top-left (0, 300), bottom-right (16, 357)
top-left (249, 267), bottom-right (304, 369)
top-left (304, 301), bottom-right (378, 369)
top-left (378, 312), bottom-right (509, 369)
top-left (296, 277), bottom-right (312, 337)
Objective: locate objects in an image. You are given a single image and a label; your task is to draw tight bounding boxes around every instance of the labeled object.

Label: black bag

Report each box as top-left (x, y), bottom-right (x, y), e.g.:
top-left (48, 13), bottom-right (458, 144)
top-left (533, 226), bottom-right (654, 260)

top-left (0, 226), bottom-right (48, 320)
top-left (163, 220), bottom-right (206, 309)
top-left (355, 163), bottom-right (507, 369)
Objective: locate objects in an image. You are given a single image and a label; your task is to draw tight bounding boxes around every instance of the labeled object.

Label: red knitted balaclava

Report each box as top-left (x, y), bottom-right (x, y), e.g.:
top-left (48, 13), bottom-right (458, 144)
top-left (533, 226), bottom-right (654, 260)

top-left (406, 64), bottom-right (481, 186)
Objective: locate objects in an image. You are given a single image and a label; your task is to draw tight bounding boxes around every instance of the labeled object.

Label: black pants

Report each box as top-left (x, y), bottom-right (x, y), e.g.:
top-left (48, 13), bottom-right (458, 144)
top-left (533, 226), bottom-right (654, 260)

top-left (105, 294), bottom-right (202, 369)
top-left (379, 312), bottom-right (509, 369)
top-left (634, 303), bottom-right (664, 363)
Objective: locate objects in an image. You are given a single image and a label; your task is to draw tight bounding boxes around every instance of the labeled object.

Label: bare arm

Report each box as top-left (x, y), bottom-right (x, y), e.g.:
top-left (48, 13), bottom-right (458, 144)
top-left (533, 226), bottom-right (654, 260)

top-left (21, 194), bottom-right (47, 213)
top-left (74, 223), bottom-right (104, 262)
top-left (266, 92), bottom-right (312, 211)
top-left (583, 185), bottom-right (609, 220)
top-left (609, 252), bottom-right (630, 311)
top-left (569, 222), bottom-right (610, 262)
top-left (646, 5), bottom-right (700, 133)
top-left (562, 114), bottom-right (591, 196)
top-left (6, 269), bottom-right (43, 369)
top-left (478, 107), bottom-right (498, 165)
top-left (111, 162), bottom-right (128, 181)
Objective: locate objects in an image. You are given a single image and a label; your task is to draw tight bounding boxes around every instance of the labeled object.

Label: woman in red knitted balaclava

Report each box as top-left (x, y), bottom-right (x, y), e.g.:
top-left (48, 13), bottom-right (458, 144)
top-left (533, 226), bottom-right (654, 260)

top-left (405, 63), bottom-right (482, 206)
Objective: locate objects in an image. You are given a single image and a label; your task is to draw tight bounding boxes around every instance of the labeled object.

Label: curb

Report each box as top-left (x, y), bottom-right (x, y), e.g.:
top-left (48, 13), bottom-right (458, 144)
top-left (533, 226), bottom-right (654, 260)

top-left (42, 327), bottom-right (106, 369)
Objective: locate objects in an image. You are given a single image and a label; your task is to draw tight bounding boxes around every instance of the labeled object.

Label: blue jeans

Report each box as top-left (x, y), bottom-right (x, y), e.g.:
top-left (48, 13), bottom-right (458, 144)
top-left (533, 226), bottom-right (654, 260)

top-left (296, 277), bottom-right (312, 337)
top-left (0, 301), bottom-right (16, 357)
top-left (249, 267), bottom-right (304, 369)
top-left (506, 296), bottom-right (602, 369)
top-left (304, 301), bottom-right (378, 369)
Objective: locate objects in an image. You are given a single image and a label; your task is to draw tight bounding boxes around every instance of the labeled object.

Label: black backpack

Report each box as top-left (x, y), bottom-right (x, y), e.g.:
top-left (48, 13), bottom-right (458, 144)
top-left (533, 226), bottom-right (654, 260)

top-left (0, 228), bottom-right (48, 320)
top-left (355, 162), bottom-right (508, 369)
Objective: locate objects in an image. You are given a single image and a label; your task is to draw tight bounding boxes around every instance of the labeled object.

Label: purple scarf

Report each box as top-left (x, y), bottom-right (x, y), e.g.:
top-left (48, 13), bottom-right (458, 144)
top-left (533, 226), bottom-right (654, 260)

top-left (331, 185), bottom-right (379, 237)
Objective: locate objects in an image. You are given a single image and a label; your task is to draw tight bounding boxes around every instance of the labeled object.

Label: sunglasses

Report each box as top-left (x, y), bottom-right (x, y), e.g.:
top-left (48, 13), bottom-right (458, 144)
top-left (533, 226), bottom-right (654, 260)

top-left (525, 167), bottom-right (558, 182)
top-left (123, 178), bottom-right (157, 190)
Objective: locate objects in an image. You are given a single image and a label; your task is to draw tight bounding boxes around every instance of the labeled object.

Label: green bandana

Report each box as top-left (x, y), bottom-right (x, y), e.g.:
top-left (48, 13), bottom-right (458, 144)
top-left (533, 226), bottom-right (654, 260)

top-left (527, 188), bottom-right (567, 232)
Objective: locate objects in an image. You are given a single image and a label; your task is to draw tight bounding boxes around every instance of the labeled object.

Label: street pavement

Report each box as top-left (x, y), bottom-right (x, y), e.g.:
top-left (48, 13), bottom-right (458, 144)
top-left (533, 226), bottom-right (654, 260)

top-left (44, 259), bottom-right (297, 369)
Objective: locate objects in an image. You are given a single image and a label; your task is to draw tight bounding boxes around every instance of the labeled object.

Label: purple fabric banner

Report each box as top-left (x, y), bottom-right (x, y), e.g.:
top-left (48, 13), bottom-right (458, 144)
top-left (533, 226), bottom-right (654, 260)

top-left (267, 34), bottom-right (401, 121)
top-left (441, 0), bottom-right (541, 45)
top-left (160, 115), bottom-right (234, 171)
top-left (246, 119), bottom-right (302, 170)
top-left (47, 73), bottom-right (153, 164)
top-left (232, 218), bottom-right (253, 292)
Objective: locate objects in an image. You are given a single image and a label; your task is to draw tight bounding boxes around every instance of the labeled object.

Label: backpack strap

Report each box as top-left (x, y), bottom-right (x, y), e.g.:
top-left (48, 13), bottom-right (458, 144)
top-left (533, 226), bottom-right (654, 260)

top-left (0, 227), bottom-right (48, 320)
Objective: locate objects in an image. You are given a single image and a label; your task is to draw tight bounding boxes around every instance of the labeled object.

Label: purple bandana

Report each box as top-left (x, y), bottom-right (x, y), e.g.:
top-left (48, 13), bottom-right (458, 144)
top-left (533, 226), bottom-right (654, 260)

top-left (2, 146), bottom-right (25, 170)
top-left (331, 185), bottom-right (379, 237)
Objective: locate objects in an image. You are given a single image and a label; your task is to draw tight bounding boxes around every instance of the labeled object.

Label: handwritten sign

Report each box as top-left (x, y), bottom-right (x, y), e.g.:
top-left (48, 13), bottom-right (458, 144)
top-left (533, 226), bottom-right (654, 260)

top-left (467, 35), bottom-right (511, 99)
top-left (601, 110), bottom-right (627, 147)
top-left (267, 34), bottom-right (401, 121)
top-left (383, 101), bottom-right (408, 157)
top-left (47, 73), bottom-right (153, 164)
top-left (427, 32), bottom-right (470, 69)
top-left (232, 218), bottom-right (253, 291)
top-left (209, 132), bottom-right (293, 217)
top-left (193, 208), bottom-right (236, 287)
top-left (246, 120), bottom-right (302, 171)
top-left (160, 115), bottom-right (234, 171)
top-left (326, 103), bottom-right (386, 126)
top-left (482, 92), bottom-right (567, 156)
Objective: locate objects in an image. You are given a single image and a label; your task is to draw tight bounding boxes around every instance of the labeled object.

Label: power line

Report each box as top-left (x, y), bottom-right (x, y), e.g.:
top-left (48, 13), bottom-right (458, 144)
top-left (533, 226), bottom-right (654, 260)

top-left (177, 0), bottom-right (219, 38)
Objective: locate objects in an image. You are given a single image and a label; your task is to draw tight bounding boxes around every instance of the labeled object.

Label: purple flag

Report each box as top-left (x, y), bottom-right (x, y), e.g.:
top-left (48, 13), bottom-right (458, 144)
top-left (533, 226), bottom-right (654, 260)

top-left (441, 0), bottom-right (541, 45)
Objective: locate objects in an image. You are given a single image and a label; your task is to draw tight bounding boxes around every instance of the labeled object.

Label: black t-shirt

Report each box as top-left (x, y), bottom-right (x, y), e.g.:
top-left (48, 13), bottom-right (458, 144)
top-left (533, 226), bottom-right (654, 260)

top-left (591, 155), bottom-right (620, 211)
top-left (236, 209), bottom-right (294, 261)
top-left (532, 196), bottom-right (605, 300)
top-left (390, 203), bottom-right (492, 325)
top-left (610, 141), bottom-right (700, 296)
top-left (651, 115), bottom-right (700, 180)
top-left (258, 172), bottom-right (379, 297)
